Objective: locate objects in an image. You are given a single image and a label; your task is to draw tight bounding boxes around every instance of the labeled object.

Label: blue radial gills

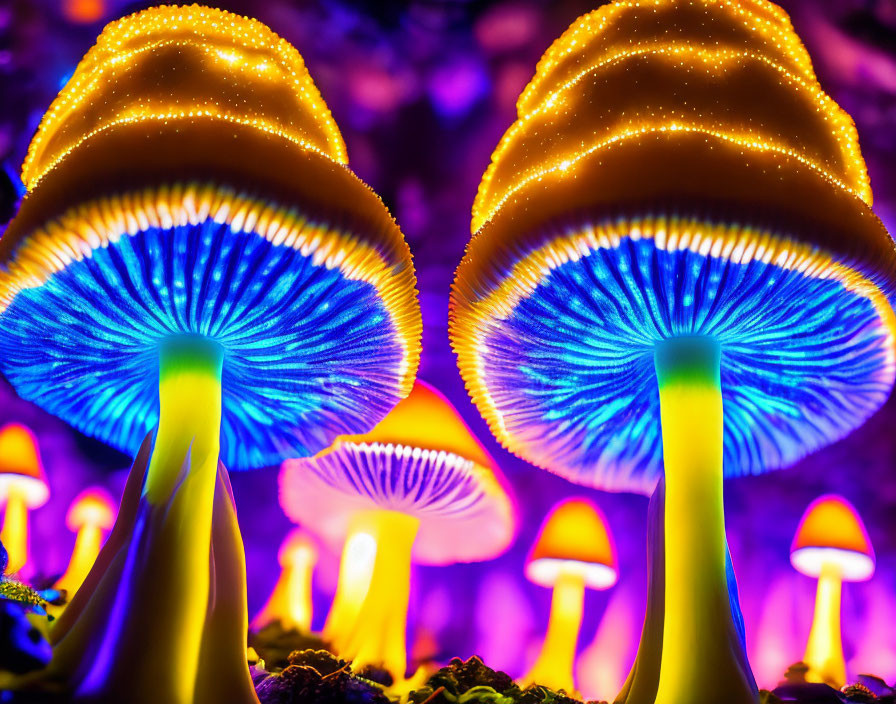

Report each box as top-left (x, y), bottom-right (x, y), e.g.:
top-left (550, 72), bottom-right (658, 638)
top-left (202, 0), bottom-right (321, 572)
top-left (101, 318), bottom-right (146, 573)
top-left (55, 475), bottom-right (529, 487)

top-left (0, 220), bottom-right (405, 469)
top-left (308, 442), bottom-right (491, 517)
top-left (481, 237), bottom-right (893, 492)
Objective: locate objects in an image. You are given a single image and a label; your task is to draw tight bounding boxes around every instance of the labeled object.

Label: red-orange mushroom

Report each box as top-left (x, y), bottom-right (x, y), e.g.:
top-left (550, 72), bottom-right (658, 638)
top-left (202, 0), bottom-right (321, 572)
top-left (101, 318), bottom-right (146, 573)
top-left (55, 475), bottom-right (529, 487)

top-left (54, 488), bottom-right (116, 601)
top-left (790, 495), bottom-right (874, 687)
top-left (0, 424), bottom-right (49, 575)
top-left (523, 498), bottom-right (617, 694)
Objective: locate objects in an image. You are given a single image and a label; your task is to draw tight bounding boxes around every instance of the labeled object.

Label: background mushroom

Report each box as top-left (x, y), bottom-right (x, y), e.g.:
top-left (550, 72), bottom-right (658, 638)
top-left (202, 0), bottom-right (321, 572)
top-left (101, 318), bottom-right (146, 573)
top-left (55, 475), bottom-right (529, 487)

top-left (53, 487), bottom-right (116, 602)
top-left (0, 6), bottom-right (421, 702)
top-left (280, 380), bottom-right (516, 685)
top-left (0, 424), bottom-right (49, 576)
top-left (522, 498), bottom-right (618, 695)
top-left (790, 494), bottom-right (875, 688)
top-left (251, 528), bottom-right (318, 634)
top-left (449, 0), bottom-right (896, 702)
top-left (320, 527), bottom-right (378, 654)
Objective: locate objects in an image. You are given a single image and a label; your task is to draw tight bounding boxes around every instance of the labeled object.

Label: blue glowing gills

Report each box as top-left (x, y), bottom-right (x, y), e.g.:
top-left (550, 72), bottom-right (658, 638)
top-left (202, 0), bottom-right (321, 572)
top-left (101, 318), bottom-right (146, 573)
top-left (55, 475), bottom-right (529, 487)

top-left (474, 235), bottom-right (893, 493)
top-left (0, 219), bottom-right (405, 470)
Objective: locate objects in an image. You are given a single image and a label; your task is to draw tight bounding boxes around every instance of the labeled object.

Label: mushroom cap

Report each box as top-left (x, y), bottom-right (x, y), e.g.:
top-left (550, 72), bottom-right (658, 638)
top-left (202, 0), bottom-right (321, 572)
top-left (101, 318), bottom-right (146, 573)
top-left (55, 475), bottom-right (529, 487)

top-left (279, 380), bottom-right (517, 566)
top-left (525, 498), bottom-right (618, 590)
top-left (0, 424), bottom-right (49, 509)
top-left (277, 528), bottom-right (317, 569)
top-left (66, 487), bottom-right (116, 532)
top-left (0, 6), bottom-right (421, 470)
top-left (450, 0), bottom-right (896, 494)
top-left (790, 495), bottom-right (874, 582)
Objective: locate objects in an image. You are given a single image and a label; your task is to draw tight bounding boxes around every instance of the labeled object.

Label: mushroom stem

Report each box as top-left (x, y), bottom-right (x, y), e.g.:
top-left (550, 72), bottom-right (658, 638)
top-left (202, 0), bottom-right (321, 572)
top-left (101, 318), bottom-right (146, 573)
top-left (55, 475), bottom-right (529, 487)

top-left (55, 523), bottom-right (104, 599)
top-left (136, 334), bottom-right (223, 698)
top-left (652, 336), bottom-right (757, 704)
top-left (324, 517), bottom-right (378, 650)
top-left (0, 488), bottom-right (28, 574)
top-left (524, 569), bottom-right (586, 694)
top-left (253, 547), bottom-right (315, 632)
top-left (339, 509), bottom-right (419, 682)
top-left (803, 561), bottom-right (845, 687)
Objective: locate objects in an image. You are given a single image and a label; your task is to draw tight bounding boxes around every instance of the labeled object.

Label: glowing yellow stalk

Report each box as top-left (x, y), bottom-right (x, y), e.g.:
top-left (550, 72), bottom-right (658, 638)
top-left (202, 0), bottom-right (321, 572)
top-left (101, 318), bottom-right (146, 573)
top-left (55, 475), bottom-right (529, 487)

top-left (324, 519), bottom-right (378, 651)
top-left (1, 488), bottom-right (28, 574)
top-left (803, 561), bottom-right (845, 687)
top-left (55, 523), bottom-right (104, 598)
top-left (653, 336), bottom-right (756, 704)
top-left (253, 545), bottom-right (316, 632)
top-left (339, 509), bottom-right (419, 682)
top-left (142, 335), bottom-right (223, 702)
top-left (524, 570), bottom-right (586, 694)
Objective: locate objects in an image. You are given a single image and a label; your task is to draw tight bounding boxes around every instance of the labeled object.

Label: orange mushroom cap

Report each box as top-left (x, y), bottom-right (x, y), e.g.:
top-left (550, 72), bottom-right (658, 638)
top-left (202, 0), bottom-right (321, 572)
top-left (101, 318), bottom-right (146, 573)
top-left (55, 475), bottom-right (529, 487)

top-left (0, 423), bottom-right (49, 508)
top-left (336, 379), bottom-right (498, 473)
top-left (280, 380), bottom-right (516, 566)
top-left (790, 494), bottom-right (874, 582)
top-left (526, 498), bottom-right (617, 590)
top-left (66, 487), bottom-right (116, 532)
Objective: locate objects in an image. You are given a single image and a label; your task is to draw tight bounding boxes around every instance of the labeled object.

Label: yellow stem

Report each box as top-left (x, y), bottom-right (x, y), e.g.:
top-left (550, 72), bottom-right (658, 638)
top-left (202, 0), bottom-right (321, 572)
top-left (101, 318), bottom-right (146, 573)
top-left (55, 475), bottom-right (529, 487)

top-left (524, 570), bottom-right (586, 694)
top-left (55, 525), bottom-right (103, 599)
top-left (803, 562), bottom-right (845, 688)
top-left (324, 518), bottom-right (378, 650)
top-left (253, 551), bottom-right (315, 632)
top-left (339, 510), bottom-right (419, 682)
top-left (1, 489), bottom-right (28, 574)
top-left (653, 337), bottom-right (756, 704)
top-left (139, 335), bottom-right (223, 702)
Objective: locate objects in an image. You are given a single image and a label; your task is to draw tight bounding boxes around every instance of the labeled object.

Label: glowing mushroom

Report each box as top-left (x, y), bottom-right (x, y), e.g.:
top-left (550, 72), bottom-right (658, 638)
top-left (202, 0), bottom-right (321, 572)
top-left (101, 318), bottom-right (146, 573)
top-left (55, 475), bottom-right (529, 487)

top-left (251, 529), bottom-right (318, 634)
top-left (522, 498), bottom-right (617, 695)
top-left (53, 488), bottom-right (116, 601)
top-left (0, 6), bottom-right (420, 702)
top-left (790, 495), bottom-right (874, 688)
top-left (0, 424), bottom-right (49, 576)
top-left (280, 380), bottom-right (515, 684)
top-left (449, 1), bottom-right (896, 702)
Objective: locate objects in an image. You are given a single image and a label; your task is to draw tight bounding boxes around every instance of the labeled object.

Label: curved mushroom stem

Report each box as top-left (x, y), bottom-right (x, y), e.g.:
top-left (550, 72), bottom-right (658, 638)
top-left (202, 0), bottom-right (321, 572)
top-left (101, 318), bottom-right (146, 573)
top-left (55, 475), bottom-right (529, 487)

top-left (338, 509), bottom-right (419, 683)
top-left (323, 517), bottom-right (378, 650)
top-left (650, 336), bottom-right (757, 704)
top-left (803, 562), bottom-right (845, 687)
top-left (1, 488), bottom-right (29, 574)
top-left (523, 570), bottom-right (586, 694)
top-left (54, 523), bottom-right (104, 600)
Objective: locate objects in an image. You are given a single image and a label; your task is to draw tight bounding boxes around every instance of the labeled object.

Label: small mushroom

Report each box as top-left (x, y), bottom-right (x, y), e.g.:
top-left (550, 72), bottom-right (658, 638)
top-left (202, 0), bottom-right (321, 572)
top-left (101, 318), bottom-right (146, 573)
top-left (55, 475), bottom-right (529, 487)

top-left (251, 529), bottom-right (318, 634)
top-left (280, 380), bottom-right (516, 685)
top-left (791, 495), bottom-right (875, 688)
top-left (0, 424), bottom-right (49, 575)
top-left (54, 488), bottom-right (116, 602)
top-left (522, 498), bottom-right (617, 695)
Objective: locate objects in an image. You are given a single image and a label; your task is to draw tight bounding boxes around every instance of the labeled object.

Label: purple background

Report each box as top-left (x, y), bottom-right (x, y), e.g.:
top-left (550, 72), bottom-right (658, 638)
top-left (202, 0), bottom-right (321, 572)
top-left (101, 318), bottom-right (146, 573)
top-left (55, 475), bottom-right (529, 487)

top-left (2, 0), bottom-right (895, 698)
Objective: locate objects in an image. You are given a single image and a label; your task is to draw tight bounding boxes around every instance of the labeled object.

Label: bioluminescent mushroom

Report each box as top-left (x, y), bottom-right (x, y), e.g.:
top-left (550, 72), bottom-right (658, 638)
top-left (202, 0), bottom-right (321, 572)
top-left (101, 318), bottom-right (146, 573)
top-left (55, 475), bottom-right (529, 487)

top-left (0, 6), bottom-right (420, 702)
top-left (449, 1), bottom-right (896, 702)
top-left (522, 498), bottom-right (617, 695)
top-left (0, 424), bottom-right (49, 575)
top-left (790, 495), bottom-right (875, 688)
top-left (53, 488), bottom-right (116, 602)
top-left (321, 526), bottom-right (378, 652)
top-left (280, 380), bottom-right (515, 684)
top-left (251, 529), bottom-right (318, 634)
